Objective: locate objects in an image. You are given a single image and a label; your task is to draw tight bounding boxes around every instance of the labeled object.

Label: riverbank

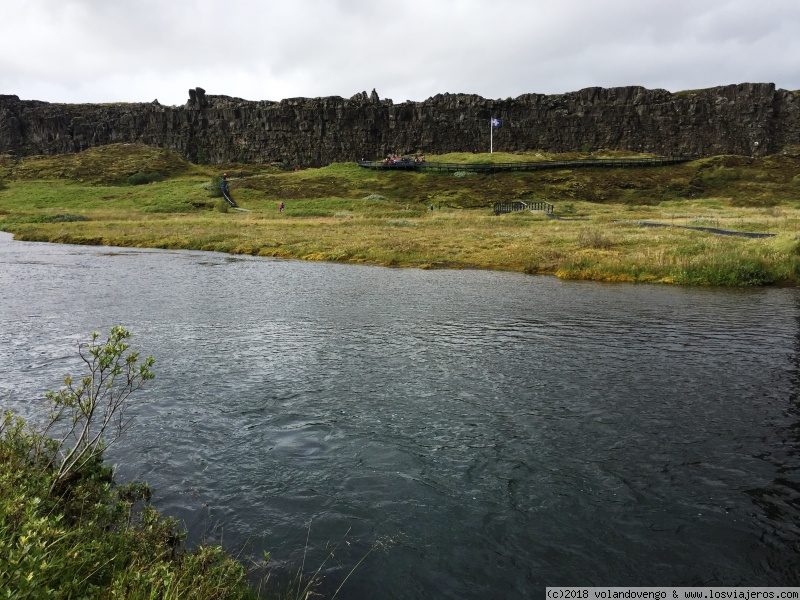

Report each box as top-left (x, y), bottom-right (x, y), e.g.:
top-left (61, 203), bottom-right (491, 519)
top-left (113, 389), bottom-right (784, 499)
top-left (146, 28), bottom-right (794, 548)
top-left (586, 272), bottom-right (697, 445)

top-left (1, 144), bottom-right (799, 285)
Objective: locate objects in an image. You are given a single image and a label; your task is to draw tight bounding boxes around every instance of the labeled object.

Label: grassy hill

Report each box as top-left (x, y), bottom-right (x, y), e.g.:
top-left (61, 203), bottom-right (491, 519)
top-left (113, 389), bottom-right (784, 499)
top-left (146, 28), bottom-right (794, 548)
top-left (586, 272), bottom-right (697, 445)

top-left (1, 144), bottom-right (800, 285)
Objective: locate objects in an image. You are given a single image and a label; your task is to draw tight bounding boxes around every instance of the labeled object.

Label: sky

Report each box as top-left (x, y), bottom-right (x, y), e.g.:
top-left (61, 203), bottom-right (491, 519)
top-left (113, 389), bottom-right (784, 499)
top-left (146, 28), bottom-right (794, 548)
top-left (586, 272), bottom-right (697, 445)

top-left (2, 0), bottom-right (799, 106)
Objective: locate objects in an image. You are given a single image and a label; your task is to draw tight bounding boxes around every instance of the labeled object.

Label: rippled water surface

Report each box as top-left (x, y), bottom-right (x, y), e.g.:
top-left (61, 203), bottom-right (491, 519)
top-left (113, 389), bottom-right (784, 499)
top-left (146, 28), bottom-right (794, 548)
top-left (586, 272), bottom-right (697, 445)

top-left (1, 232), bottom-right (799, 598)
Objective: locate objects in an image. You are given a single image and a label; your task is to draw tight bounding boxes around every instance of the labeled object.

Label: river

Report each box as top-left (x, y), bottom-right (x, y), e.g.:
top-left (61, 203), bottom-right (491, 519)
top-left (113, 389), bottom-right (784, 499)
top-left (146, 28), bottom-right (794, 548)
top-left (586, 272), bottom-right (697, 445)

top-left (1, 232), bottom-right (798, 598)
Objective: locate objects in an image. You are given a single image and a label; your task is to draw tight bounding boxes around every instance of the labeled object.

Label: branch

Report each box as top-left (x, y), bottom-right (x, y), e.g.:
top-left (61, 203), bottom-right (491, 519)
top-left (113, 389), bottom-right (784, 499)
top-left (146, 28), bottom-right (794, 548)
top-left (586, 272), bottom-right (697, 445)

top-left (46, 327), bottom-right (154, 492)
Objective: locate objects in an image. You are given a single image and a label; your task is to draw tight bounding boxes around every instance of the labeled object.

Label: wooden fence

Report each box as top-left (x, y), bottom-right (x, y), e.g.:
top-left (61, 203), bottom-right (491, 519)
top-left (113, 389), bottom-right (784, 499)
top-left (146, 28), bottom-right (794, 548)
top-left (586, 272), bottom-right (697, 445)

top-left (493, 201), bottom-right (554, 215)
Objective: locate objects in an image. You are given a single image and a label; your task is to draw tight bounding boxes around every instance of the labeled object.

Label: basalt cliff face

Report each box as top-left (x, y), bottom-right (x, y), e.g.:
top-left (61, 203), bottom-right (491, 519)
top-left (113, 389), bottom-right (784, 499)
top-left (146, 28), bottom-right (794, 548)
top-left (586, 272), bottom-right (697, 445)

top-left (1, 83), bottom-right (799, 167)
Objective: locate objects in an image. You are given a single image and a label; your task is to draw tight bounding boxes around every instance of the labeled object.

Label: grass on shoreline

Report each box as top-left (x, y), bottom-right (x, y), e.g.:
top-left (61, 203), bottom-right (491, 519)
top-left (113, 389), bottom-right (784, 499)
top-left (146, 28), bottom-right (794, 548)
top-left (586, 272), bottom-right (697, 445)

top-left (1, 143), bottom-right (800, 285)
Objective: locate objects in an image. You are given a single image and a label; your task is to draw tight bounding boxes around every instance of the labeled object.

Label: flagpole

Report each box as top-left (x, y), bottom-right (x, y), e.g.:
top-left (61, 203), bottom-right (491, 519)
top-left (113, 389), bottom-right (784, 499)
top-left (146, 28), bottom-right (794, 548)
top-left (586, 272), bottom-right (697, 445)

top-left (490, 117), bottom-right (493, 154)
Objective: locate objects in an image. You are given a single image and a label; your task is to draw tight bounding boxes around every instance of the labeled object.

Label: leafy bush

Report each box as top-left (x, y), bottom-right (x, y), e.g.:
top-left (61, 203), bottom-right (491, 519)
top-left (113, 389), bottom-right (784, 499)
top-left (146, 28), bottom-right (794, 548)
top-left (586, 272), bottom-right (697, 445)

top-left (127, 171), bottom-right (163, 186)
top-left (0, 328), bottom-right (262, 599)
top-left (209, 175), bottom-right (224, 198)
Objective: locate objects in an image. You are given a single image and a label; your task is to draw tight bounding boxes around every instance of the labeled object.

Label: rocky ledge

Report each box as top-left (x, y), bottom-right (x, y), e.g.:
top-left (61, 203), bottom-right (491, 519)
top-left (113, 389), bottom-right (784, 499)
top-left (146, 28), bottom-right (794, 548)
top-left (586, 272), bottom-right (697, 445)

top-left (1, 83), bottom-right (798, 167)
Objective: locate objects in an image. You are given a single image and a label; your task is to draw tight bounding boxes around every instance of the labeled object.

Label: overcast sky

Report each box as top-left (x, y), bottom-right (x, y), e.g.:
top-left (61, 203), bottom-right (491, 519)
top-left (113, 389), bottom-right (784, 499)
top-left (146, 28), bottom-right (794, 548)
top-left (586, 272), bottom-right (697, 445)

top-left (3, 0), bottom-right (799, 106)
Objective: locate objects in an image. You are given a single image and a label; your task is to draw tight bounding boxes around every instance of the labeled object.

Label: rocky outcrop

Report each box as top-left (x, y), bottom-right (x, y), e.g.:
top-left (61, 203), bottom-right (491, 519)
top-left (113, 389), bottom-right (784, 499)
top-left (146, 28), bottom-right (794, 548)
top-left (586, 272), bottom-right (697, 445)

top-left (1, 83), bottom-right (799, 167)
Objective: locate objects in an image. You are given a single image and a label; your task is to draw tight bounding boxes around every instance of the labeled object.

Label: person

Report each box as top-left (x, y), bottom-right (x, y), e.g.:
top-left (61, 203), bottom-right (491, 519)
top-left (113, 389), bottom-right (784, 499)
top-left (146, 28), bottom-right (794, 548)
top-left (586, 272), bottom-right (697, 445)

top-left (220, 173), bottom-right (228, 194)
top-left (279, 202), bottom-right (284, 213)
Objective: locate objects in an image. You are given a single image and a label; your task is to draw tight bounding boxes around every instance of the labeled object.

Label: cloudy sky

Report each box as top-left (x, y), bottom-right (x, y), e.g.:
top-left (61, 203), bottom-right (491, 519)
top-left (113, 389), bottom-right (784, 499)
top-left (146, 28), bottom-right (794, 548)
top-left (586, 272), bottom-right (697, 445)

top-left (3, 0), bottom-right (799, 106)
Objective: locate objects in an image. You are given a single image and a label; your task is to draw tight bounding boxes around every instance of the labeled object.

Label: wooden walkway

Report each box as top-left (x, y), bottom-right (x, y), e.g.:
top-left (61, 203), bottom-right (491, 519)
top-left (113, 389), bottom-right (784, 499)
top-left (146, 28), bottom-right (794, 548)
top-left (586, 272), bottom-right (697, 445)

top-left (615, 220), bottom-right (776, 239)
top-left (358, 156), bottom-right (693, 173)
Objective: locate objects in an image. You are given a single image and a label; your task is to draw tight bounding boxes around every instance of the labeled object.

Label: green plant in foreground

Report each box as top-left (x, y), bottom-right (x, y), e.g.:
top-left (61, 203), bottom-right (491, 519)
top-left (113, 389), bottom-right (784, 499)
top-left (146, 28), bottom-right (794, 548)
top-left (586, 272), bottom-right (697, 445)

top-left (0, 328), bottom-right (261, 599)
top-left (38, 326), bottom-right (155, 493)
top-left (0, 328), bottom-right (380, 598)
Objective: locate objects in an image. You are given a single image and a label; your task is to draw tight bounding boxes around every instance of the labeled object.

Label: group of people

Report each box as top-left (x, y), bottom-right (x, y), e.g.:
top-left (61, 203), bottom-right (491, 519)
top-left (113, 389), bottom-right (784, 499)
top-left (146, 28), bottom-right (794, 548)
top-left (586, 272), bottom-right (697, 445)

top-left (382, 154), bottom-right (425, 165)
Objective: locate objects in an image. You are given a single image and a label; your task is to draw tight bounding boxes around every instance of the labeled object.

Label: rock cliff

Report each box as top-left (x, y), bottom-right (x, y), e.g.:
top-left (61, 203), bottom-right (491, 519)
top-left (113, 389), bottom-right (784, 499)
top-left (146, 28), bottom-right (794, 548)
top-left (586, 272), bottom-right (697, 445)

top-left (1, 83), bottom-right (798, 167)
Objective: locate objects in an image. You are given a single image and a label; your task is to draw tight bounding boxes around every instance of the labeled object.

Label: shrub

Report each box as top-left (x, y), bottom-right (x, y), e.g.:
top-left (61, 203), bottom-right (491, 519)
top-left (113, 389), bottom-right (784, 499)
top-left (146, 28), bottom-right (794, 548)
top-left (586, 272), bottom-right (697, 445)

top-left (672, 257), bottom-right (779, 286)
top-left (34, 327), bottom-right (154, 491)
top-left (12, 213), bottom-right (91, 224)
top-left (209, 175), bottom-right (224, 197)
top-left (558, 202), bottom-right (576, 215)
top-left (578, 227), bottom-right (613, 249)
top-left (0, 329), bottom-right (261, 599)
top-left (127, 171), bottom-right (163, 186)
top-left (687, 217), bottom-right (720, 227)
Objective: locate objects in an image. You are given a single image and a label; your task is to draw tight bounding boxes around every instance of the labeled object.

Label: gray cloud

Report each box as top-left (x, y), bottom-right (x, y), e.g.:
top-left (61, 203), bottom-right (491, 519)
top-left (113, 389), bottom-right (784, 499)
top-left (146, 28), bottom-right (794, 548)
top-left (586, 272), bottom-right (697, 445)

top-left (2, 0), bottom-right (799, 106)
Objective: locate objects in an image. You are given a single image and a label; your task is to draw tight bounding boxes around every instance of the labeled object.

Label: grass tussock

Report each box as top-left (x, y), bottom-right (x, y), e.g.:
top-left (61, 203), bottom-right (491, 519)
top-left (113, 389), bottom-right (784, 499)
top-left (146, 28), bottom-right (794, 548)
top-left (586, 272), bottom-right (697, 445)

top-left (2, 143), bottom-right (800, 285)
top-left (577, 227), bottom-right (614, 250)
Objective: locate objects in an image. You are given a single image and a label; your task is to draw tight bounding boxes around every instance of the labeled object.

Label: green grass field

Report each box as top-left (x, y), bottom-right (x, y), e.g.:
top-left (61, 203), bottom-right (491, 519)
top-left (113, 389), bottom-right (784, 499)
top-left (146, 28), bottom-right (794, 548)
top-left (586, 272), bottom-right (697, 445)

top-left (2, 143), bottom-right (800, 285)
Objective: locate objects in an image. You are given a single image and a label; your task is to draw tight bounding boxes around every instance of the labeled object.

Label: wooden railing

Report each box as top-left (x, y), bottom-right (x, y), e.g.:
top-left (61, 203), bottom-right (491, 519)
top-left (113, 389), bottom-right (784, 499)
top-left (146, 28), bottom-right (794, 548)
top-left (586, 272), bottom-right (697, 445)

top-left (221, 188), bottom-right (238, 208)
top-left (528, 201), bottom-right (554, 214)
top-left (358, 156), bottom-right (693, 173)
top-left (493, 201), bottom-right (553, 215)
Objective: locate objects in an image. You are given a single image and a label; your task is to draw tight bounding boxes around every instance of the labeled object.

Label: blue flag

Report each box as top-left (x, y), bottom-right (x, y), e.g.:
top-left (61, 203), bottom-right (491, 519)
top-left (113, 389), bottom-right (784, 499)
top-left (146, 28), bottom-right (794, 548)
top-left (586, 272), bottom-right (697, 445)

top-left (491, 118), bottom-right (501, 127)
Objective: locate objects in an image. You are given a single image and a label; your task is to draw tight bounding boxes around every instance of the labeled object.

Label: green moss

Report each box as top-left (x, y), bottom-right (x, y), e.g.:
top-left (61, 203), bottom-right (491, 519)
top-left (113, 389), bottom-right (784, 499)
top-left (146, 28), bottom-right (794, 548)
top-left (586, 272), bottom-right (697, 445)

top-left (13, 144), bottom-right (197, 185)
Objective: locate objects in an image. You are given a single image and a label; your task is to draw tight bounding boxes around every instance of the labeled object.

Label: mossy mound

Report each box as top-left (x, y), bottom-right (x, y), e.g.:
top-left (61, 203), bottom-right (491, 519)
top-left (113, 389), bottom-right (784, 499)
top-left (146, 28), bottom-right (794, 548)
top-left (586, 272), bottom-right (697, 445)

top-left (10, 143), bottom-right (197, 185)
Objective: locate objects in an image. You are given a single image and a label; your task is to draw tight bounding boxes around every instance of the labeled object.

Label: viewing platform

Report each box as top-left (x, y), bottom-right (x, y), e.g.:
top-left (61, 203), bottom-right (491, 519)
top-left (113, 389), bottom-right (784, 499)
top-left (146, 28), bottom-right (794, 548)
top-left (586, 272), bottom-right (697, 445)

top-left (357, 156), bottom-right (694, 173)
